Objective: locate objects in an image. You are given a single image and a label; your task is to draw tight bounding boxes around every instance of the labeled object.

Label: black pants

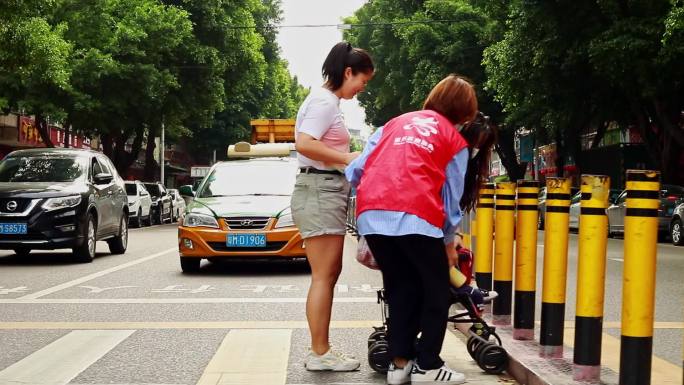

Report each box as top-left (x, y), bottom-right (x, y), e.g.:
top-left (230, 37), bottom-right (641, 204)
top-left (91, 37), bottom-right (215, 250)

top-left (365, 234), bottom-right (451, 370)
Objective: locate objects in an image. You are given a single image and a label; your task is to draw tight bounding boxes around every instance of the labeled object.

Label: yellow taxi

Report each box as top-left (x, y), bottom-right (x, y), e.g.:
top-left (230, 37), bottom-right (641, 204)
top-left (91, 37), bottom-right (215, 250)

top-left (177, 142), bottom-right (305, 273)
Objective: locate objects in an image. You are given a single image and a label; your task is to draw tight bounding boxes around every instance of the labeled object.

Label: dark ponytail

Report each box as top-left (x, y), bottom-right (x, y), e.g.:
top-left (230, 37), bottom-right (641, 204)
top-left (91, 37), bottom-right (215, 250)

top-left (322, 41), bottom-right (374, 91)
top-left (459, 112), bottom-right (498, 211)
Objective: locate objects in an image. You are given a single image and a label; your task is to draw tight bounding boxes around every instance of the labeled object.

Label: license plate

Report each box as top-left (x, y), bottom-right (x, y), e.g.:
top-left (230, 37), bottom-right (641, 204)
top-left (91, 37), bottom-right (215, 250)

top-left (0, 223), bottom-right (27, 235)
top-left (227, 233), bottom-right (266, 247)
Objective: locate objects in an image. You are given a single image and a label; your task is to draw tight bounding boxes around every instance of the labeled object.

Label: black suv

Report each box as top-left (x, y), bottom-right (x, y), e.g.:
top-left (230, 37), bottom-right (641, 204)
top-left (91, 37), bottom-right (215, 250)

top-left (0, 148), bottom-right (129, 262)
top-left (144, 182), bottom-right (172, 225)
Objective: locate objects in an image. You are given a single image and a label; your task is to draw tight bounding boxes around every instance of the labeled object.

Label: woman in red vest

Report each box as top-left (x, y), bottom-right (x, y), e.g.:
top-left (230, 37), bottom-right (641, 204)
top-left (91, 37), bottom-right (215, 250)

top-left (346, 75), bottom-right (496, 384)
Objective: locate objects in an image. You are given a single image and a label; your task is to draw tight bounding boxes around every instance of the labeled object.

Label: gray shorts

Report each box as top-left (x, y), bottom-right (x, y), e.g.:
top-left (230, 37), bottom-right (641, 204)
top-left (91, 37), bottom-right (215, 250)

top-left (291, 172), bottom-right (351, 239)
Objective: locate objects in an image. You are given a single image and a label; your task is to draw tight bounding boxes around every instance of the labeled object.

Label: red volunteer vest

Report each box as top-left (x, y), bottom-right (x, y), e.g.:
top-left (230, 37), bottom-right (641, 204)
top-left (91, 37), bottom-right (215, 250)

top-left (356, 110), bottom-right (468, 228)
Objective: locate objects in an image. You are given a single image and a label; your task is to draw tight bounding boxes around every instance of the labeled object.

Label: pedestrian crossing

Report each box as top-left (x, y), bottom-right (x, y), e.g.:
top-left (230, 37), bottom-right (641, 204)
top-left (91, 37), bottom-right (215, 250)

top-left (0, 327), bottom-right (512, 385)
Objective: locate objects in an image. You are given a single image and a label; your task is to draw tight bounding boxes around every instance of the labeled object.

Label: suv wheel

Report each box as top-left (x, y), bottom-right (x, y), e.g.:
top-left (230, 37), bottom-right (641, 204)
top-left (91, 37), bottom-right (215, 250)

top-left (672, 218), bottom-right (683, 246)
top-left (108, 214), bottom-right (128, 254)
top-left (180, 257), bottom-right (201, 273)
top-left (73, 214), bottom-right (96, 263)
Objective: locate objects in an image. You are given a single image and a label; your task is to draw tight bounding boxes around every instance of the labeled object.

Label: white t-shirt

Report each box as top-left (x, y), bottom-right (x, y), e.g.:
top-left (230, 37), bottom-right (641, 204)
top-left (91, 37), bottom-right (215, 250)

top-left (295, 87), bottom-right (350, 170)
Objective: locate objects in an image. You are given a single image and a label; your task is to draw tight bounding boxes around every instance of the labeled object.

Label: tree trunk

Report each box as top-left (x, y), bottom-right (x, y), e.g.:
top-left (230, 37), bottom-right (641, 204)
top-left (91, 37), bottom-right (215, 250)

top-left (63, 120), bottom-right (71, 148)
top-left (493, 124), bottom-right (528, 181)
top-left (101, 133), bottom-right (113, 159)
top-left (554, 129), bottom-right (565, 178)
top-left (590, 121), bottom-right (609, 149)
top-left (144, 125), bottom-right (158, 181)
top-left (34, 113), bottom-right (54, 147)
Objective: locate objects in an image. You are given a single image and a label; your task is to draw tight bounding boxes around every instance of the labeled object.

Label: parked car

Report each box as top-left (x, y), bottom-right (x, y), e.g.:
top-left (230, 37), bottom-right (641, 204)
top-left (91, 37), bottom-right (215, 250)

top-left (125, 181), bottom-right (152, 227)
top-left (0, 148), bottom-right (128, 262)
top-left (177, 156), bottom-right (305, 273)
top-left (607, 184), bottom-right (684, 238)
top-left (670, 201), bottom-right (684, 246)
top-left (167, 188), bottom-right (186, 222)
top-left (568, 188), bottom-right (622, 232)
top-left (143, 182), bottom-right (172, 225)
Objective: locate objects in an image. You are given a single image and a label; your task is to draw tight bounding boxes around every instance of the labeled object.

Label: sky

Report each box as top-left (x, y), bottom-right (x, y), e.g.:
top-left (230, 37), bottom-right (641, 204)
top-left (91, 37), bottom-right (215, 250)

top-left (277, 0), bottom-right (371, 138)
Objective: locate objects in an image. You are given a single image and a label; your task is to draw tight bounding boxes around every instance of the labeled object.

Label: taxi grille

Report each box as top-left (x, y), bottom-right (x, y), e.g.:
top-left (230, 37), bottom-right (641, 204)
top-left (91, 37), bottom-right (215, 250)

top-left (208, 241), bottom-right (287, 252)
top-left (224, 216), bottom-right (270, 230)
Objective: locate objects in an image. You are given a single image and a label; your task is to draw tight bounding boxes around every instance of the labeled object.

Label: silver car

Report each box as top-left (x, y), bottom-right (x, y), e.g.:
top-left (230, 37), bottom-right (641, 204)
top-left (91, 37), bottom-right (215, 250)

top-left (607, 185), bottom-right (684, 238)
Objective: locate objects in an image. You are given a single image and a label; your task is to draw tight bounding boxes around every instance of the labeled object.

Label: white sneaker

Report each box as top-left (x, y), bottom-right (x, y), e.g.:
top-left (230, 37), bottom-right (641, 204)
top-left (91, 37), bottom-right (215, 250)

top-left (387, 360), bottom-right (414, 385)
top-left (304, 348), bottom-right (360, 371)
top-left (411, 363), bottom-right (466, 384)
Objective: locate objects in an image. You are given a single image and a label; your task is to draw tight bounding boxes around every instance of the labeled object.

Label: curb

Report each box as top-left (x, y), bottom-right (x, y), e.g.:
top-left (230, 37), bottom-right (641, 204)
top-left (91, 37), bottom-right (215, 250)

top-left (452, 320), bottom-right (620, 385)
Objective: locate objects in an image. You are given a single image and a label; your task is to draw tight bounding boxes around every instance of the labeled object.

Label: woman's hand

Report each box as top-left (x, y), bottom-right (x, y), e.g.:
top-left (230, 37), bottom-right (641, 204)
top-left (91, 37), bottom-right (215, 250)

top-left (344, 151), bottom-right (361, 165)
top-left (445, 241), bottom-right (458, 267)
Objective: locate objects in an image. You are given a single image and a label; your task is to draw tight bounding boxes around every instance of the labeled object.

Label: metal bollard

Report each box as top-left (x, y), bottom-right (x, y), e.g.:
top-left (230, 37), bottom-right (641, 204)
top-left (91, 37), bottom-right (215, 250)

top-left (493, 182), bottom-right (516, 326)
top-left (475, 183), bottom-right (495, 291)
top-left (513, 180), bottom-right (540, 340)
top-left (573, 175), bottom-right (610, 381)
top-left (619, 170), bottom-right (660, 385)
top-left (539, 177), bottom-right (572, 357)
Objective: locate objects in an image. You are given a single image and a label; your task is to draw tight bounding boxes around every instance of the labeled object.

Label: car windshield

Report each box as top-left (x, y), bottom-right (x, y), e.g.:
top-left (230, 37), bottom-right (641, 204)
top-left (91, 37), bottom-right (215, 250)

top-left (0, 155), bottom-right (86, 182)
top-left (145, 184), bottom-right (161, 197)
top-left (125, 184), bottom-right (137, 195)
top-left (198, 161), bottom-right (297, 198)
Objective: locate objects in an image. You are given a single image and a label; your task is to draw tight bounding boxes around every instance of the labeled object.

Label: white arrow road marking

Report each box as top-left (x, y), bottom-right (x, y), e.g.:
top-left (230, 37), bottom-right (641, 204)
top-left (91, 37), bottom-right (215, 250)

top-left (79, 285), bottom-right (137, 294)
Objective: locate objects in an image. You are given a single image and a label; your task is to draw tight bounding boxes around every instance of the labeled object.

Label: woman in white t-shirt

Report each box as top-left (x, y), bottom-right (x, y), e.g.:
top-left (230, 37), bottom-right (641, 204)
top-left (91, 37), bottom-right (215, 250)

top-left (291, 42), bottom-right (374, 371)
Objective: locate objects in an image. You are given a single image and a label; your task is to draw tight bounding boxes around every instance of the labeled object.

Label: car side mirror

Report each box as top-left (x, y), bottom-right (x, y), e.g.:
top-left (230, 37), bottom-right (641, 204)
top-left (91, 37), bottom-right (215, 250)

top-left (179, 185), bottom-right (195, 197)
top-left (94, 173), bottom-right (113, 184)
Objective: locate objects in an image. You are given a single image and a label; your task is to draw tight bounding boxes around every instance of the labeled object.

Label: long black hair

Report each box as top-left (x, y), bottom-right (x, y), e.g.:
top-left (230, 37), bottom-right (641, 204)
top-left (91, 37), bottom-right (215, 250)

top-left (322, 42), bottom-right (374, 91)
top-left (459, 112), bottom-right (498, 211)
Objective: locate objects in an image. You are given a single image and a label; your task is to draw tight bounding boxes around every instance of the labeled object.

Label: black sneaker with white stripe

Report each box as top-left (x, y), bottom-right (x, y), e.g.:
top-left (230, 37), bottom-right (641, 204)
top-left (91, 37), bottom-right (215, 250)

top-left (410, 362), bottom-right (466, 384)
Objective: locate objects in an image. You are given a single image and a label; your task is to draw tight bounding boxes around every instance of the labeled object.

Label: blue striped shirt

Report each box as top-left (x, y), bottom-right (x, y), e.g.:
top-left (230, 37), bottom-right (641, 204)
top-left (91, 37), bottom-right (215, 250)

top-left (345, 126), bottom-right (469, 245)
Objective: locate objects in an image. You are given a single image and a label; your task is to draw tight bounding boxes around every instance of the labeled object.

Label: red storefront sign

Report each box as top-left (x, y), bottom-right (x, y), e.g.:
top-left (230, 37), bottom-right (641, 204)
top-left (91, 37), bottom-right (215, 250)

top-left (19, 116), bottom-right (92, 149)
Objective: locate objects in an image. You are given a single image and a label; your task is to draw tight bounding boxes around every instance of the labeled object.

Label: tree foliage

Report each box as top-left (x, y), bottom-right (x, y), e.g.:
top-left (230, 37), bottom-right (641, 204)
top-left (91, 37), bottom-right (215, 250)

top-left (347, 0), bottom-right (684, 183)
top-left (0, 0), bottom-right (306, 177)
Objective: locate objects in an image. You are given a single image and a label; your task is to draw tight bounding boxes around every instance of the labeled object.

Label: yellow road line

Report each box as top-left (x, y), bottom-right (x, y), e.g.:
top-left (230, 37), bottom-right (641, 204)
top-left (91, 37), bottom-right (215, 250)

top-left (0, 320), bottom-right (379, 330)
top-left (197, 329), bottom-right (291, 385)
top-left (564, 328), bottom-right (683, 385)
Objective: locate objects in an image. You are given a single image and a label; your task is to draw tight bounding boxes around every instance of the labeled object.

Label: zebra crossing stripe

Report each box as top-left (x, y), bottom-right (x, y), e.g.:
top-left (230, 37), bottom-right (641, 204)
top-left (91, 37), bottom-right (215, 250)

top-left (0, 329), bottom-right (134, 385)
top-left (197, 329), bottom-right (292, 385)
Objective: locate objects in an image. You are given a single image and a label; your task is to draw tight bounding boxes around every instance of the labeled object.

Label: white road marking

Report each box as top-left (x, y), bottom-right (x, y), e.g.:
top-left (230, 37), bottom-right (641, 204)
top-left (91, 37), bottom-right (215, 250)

top-left (0, 286), bottom-right (29, 295)
top-left (0, 330), bottom-right (134, 385)
top-left (196, 329), bottom-right (291, 385)
top-left (0, 297), bottom-right (377, 304)
top-left (610, 258), bottom-right (624, 262)
top-left (18, 247), bottom-right (177, 300)
top-left (79, 285), bottom-right (137, 294)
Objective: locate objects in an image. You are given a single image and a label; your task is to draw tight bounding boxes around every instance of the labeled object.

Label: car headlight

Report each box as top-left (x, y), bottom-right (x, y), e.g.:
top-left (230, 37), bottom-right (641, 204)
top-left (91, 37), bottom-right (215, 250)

top-left (274, 208), bottom-right (295, 229)
top-left (43, 195), bottom-right (82, 211)
top-left (182, 212), bottom-right (219, 228)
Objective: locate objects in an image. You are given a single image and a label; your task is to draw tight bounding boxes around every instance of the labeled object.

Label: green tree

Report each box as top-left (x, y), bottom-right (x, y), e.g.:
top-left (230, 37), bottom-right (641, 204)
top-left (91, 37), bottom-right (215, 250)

top-left (0, 0), bottom-right (73, 146)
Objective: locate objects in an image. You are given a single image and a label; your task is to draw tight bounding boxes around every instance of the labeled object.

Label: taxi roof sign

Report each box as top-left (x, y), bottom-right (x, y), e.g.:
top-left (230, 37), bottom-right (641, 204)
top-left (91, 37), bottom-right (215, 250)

top-left (250, 119), bottom-right (295, 144)
top-left (227, 141), bottom-right (295, 158)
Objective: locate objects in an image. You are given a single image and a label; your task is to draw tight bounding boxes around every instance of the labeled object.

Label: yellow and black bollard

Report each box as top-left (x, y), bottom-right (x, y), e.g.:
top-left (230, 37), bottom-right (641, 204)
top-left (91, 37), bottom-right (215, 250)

top-left (619, 170), bottom-right (660, 385)
top-left (475, 183), bottom-right (495, 291)
top-left (513, 180), bottom-right (539, 340)
top-left (573, 175), bottom-right (610, 381)
top-left (493, 182), bottom-right (516, 325)
top-left (539, 177), bottom-right (572, 357)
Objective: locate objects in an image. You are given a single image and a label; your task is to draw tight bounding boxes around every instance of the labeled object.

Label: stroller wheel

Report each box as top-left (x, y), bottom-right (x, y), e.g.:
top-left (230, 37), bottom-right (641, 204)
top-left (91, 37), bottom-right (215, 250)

top-left (466, 336), bottom-right (486, 360)
top-left (475, 343), bottom-right (509, 374)
top-left (368, 340), bottom-right (391, 373)
top-left (368, 329), bottom-right (387, 348)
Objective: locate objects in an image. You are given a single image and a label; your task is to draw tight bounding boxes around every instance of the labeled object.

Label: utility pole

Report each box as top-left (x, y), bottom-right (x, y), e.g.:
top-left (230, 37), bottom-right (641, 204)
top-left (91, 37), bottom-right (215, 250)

top-left (160, 120), bottom-right (165, 186)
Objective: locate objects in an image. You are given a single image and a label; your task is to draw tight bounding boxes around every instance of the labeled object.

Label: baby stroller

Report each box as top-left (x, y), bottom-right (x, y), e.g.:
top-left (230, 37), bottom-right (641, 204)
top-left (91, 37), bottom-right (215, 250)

top-left (366, 247), bottom-right (509, 375)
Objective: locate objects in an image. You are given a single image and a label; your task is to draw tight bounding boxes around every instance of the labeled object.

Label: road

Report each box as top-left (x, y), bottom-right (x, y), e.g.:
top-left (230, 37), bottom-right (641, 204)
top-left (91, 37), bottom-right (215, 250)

top-left (0, 224), bottom-right (515, 385)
